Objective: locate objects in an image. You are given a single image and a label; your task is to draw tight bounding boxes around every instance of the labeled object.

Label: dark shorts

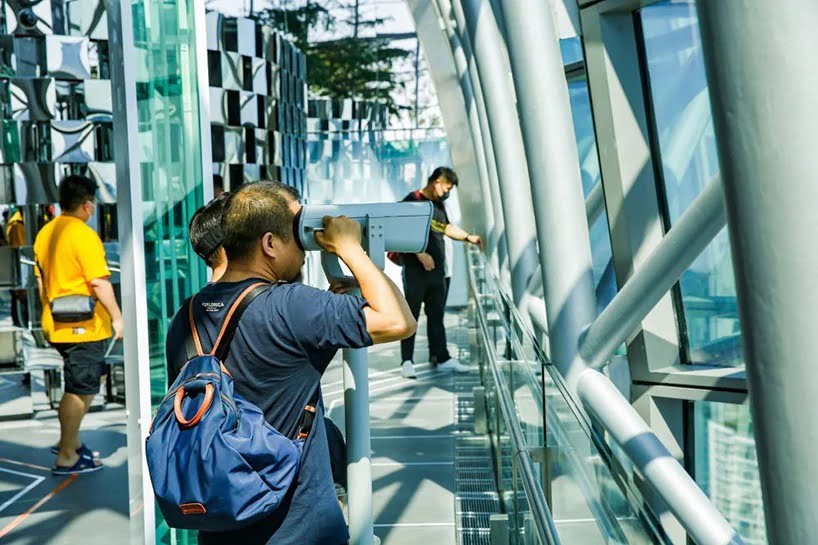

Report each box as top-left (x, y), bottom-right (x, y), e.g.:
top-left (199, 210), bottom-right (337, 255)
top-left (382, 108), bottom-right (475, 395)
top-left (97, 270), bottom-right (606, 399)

top-left (52, 340), bottom-right (109, 396)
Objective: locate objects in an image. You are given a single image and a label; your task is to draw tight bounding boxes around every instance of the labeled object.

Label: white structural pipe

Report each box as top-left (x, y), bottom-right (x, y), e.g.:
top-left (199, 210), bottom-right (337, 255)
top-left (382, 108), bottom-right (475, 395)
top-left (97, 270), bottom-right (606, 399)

top-left (497, 0), bottom-right (742, 543)
top-left (343, 344), bottom-right (374, 545)
top-left (432, 0), bottom-right (499, 269)
top-left (453, 0), bottom-right (538, 305)
top-left (579, 176), bottom-right (725, 370)
top-left (697, 2), bottom-right (818, 543)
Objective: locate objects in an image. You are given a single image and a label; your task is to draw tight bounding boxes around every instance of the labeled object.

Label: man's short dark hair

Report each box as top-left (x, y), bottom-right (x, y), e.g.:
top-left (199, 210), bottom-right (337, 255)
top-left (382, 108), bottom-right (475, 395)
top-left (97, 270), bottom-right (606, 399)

top-left (59, 174), bottom-right (97, 211)
top-left (189, 192), bottom-right (230, 267)
top-left (428, 166), bottom-right (458, 187)
top-left (222, 181), bottom-right (301, 262)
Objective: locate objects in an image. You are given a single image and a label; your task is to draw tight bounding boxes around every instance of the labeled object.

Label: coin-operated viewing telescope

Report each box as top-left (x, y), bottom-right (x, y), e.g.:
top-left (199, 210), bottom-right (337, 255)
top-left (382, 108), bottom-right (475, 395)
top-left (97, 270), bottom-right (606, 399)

top-left (296, 201), bottom-right (434, 280)
top-left (294, 201), bottom-right (434, 545)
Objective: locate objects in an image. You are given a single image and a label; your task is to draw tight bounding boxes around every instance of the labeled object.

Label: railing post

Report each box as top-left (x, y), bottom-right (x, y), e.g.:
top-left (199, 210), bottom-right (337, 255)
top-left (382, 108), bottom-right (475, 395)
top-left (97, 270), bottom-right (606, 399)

top-left (474, 386), bottom-right (488, 435)
top-left (490, 513), bottom-right (511, 545)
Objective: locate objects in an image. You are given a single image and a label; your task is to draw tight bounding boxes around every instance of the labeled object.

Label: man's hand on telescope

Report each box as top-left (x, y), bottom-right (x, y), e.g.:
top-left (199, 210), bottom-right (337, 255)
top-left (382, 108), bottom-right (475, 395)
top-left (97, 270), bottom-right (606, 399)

top-left (417, 252), bottom-right (435, 271)
top-left (315, 215), bottom-right (362, 256)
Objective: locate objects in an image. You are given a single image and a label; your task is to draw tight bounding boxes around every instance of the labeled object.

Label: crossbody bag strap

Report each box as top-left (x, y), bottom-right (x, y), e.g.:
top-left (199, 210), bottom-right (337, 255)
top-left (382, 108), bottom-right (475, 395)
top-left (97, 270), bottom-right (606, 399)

top-left (34, 256), bottom-right (50, 304)
top-left (211, 282), bottom-right (271, 363)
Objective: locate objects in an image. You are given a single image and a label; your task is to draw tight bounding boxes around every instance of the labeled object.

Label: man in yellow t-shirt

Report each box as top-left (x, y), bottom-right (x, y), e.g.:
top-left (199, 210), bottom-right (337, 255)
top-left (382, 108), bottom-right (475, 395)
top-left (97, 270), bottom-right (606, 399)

top-left (34, 174), bottom-right (124, 475)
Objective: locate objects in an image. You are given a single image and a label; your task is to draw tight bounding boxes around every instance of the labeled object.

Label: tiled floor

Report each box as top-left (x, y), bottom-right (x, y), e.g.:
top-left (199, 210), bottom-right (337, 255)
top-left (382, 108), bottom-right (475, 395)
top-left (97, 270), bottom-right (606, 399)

top-left (323, 319), bottom-right (465, 545)
top-left (0, 408), bottom-right (129, 545)
top-left (0, 315), bottom-right (468, 545)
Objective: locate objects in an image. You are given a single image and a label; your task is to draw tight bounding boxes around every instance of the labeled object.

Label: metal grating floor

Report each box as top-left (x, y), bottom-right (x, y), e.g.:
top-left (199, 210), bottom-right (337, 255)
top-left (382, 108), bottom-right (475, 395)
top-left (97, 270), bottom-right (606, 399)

top-left (459, 529), bottom-right (493, 545)
top-left (450, 313), bottom-right (502, 545)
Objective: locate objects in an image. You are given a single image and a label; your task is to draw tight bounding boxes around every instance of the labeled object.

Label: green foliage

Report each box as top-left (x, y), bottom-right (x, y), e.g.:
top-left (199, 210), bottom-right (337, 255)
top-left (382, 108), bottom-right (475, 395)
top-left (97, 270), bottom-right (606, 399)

top-left (254, 3), bottom-right (334, 47)
top-left (255, 2), bottom-right (409, 114)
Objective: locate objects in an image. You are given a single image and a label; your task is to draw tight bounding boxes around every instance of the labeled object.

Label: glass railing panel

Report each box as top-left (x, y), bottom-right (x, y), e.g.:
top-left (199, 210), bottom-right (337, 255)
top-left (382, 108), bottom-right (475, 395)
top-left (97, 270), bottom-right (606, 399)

top-left (470, 251), bottom-right (671, 545)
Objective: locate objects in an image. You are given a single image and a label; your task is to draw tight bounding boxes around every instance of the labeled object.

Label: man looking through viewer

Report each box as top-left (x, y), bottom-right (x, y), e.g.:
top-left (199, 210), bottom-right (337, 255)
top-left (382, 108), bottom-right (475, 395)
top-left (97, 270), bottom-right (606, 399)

top-left (184, 188), bottom-right (350, 507)
top-left (399, 167), bottom-right (482, 379)
top-left (34, 174), bottom-right (124, 474)
top-left (165, 181), bottom-right (416, 545)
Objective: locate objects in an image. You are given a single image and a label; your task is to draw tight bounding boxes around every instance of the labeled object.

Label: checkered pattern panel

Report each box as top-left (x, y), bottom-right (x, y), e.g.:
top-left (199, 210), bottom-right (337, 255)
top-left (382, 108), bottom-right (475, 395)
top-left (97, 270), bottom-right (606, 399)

top-left (206, 13), bottom-right (307, 196)
top-left (306, 99), bottom-right (388, 191)
top-left (1, 0), bottom-right (115, 209)
top-left (0, 0), bottom-right (117, 310)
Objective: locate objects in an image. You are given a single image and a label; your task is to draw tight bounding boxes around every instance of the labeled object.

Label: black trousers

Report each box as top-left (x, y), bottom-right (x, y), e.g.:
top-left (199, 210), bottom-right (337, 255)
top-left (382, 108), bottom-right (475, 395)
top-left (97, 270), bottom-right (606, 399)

top-left (401, 267), bottom-right (451, 364)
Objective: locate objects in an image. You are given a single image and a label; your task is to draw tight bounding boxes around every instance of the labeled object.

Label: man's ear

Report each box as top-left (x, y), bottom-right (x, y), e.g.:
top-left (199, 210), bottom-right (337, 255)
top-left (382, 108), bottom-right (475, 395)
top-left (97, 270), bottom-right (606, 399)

top-left (261, 232), bottom-right (277, 259)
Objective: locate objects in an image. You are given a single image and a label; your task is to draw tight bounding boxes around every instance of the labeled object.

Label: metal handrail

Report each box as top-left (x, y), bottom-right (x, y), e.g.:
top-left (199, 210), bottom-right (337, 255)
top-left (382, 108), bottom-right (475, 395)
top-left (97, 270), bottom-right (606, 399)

top-left (469, 248), bottom-right (743, 545)
top-left (469, 256), bottom-right (562, 545)
top-left (470, 252), bottom-right (670, 544)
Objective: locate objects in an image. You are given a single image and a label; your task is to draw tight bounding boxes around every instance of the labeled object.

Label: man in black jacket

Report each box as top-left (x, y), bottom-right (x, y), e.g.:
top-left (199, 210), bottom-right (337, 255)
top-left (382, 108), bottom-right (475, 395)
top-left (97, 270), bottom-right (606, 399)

top-left (399, 167), bottom-right (482, 379)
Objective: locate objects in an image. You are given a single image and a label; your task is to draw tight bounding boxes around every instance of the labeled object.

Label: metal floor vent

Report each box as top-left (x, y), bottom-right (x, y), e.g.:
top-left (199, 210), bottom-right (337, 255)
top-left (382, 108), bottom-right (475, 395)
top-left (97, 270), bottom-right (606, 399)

top-left (457, 481), bottom-right (497, 495)
top-left (447, 313), bottom-right (503, 545)
top-left (453, 366), bottom-right (501, 542)
top-left (459, 529), bottom-right (493, 545)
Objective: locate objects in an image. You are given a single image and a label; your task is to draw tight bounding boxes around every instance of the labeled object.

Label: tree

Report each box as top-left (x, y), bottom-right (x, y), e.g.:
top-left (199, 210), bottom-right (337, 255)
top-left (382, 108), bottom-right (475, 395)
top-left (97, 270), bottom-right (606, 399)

top-left (255, 1), bottom-right (409, 114)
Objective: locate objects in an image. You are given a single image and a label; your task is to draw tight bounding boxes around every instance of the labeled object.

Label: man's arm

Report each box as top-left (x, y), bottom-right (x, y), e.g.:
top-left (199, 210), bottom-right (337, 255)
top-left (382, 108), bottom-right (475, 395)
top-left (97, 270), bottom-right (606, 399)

top-left (316, 216), bottom-right (417, 344)
top-left (444, 223), bottom-right (482, 249)
top-left (416, 252), bottom-right (435, 271)
top-left (90, 277), bottom-right (124, 340)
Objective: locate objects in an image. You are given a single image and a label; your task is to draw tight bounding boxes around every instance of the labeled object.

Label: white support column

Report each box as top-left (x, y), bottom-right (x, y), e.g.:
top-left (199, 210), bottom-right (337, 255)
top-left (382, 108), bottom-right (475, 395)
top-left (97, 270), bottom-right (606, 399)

top-left (433, 0), bottom-right (509, 277)
top-left (429, 0), bottom-right (497, 268)
top-left (496, 0), bottom-right (595, 386)
top-left (404, 0), bottom-right (490, 246)
top-left (452, 0), bottom-right (538, 305)
top-left (697, 2), bottom-right (818, 544)
top-left (106, 1), bottom-right (155, 543)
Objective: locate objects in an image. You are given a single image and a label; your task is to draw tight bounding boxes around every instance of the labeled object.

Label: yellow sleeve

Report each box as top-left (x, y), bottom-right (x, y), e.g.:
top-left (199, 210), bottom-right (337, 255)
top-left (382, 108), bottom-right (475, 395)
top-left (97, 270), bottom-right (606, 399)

top-left (77, 228), bottom-right (111, 282)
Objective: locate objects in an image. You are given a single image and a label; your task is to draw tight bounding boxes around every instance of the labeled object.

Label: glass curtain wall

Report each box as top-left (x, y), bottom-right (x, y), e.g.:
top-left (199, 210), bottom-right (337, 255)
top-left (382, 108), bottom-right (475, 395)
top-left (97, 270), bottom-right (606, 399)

top-left (694, 402), bottom-right (766, 544)
top-left (566, 75), bottom-right (616, 311)
top-left (637, 0), bottom-right (740, 368)
top-left (128, 0), bottom-right (208, 542)
top-left (635, 2), bottom-right (763, 543)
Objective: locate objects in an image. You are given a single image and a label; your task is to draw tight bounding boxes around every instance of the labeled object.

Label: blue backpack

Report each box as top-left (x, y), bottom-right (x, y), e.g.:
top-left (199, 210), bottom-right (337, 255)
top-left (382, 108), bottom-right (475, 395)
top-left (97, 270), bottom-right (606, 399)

top-left (146, 282), bottom-right (317, 531)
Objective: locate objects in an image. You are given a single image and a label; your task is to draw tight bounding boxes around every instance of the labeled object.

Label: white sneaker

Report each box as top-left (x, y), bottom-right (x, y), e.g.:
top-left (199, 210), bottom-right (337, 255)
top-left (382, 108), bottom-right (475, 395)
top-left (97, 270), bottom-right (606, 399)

top-left (437, 357), bottom-right (470, 373)
top-left (400, 360), bottom-right (417, 379)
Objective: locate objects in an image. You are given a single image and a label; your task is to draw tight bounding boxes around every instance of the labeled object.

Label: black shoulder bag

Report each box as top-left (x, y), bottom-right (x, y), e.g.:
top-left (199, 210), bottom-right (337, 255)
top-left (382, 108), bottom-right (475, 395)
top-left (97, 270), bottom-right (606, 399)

top-left (35, 257), bottom-right (96, 323)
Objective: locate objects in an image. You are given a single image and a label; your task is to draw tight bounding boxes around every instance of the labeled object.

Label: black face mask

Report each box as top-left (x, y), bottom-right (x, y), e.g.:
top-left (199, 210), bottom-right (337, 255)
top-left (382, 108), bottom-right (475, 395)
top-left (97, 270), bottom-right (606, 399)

top-left (439, 191), bottom-right (451, 202)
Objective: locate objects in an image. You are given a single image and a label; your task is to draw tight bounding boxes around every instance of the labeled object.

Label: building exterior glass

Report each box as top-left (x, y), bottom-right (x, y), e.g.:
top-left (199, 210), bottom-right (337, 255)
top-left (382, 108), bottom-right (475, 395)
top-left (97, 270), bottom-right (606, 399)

top-left (695, 402), bottom-right (766, 545)
top-left (566, 75), bottom-right (615, 309)
top-left (128, 0), bottom-right (208, 542)
top-left (638, 0), bottom-right (741, 367)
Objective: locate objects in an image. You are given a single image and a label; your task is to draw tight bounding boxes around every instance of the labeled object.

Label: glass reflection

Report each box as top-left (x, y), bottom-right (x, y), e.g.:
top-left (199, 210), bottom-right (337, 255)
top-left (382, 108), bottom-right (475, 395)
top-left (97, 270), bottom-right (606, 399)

top-left (566, 76), bottom-right (616, 311)
top-left (639, 1), bottom-right (741, 366)
top-left (695, 402), bottom-right (766, 544)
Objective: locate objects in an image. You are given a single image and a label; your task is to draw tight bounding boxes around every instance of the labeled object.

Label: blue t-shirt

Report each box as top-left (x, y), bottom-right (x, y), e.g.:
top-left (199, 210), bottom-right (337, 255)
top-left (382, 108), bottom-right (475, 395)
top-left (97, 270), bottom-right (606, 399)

top-left (166, 278), bottom-right (373, 545)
